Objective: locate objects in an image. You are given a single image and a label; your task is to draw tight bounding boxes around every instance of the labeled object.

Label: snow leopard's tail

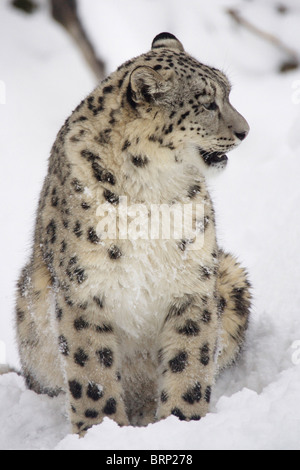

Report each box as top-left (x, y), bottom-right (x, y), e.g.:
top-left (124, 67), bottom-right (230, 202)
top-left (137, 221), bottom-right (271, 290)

top-left (0, 364), bottom-right (19, 375)
top-left (216, 250), bottom-right (252, 372)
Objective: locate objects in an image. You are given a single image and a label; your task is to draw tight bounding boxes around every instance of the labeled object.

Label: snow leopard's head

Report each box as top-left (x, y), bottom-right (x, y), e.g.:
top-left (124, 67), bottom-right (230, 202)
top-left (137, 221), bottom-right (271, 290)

top-left (127, 32), bottom-right (249, 170)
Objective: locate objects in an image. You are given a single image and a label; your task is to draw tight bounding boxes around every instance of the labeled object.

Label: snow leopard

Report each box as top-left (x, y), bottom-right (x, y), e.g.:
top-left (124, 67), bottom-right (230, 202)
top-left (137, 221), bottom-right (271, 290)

top-left (15, 33), bottom-right (251, 435)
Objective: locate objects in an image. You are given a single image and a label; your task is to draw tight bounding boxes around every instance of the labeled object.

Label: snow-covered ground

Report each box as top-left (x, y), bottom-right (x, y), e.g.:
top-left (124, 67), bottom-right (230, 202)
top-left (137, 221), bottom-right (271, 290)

top-left (1, 0), bottom-right (300, 450)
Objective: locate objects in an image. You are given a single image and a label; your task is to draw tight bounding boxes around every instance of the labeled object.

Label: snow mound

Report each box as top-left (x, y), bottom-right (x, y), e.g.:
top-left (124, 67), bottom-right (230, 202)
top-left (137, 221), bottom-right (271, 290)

top-left (1, 365), bottom-right (300, 450)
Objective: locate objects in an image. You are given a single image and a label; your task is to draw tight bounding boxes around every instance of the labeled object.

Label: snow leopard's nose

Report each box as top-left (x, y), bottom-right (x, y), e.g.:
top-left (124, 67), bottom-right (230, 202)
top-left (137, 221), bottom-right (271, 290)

top-left (234, 131), bottom-right (247, 141)
top-left (225, 101), bottom-right (250, 143)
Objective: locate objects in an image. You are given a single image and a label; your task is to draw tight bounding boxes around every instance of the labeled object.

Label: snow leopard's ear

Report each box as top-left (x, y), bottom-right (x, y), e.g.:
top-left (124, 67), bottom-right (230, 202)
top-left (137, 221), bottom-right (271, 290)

top-left (129, 66), bottom-right (173, 105)
top-left (151, 32), bottom-right (184, 52)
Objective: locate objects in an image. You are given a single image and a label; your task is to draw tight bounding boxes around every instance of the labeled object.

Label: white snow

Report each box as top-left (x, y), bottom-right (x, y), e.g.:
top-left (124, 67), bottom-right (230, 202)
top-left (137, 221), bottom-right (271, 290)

top-left (1, 0), bottom-right (300, 450)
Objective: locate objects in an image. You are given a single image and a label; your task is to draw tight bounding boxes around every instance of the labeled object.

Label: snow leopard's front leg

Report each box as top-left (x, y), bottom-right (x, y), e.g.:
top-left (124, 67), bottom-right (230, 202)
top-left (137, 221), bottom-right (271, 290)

top-left (156, 294), bottom-right (219, 422)
top-left (55, 291), bottom-right (129, 434)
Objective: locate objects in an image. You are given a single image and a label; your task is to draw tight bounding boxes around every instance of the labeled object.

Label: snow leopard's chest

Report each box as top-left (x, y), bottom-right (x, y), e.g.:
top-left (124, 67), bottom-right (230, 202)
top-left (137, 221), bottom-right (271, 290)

top-left (101, 239), bottom-right (201, 336)
top-left (70, 151), bottom-right (217, 338)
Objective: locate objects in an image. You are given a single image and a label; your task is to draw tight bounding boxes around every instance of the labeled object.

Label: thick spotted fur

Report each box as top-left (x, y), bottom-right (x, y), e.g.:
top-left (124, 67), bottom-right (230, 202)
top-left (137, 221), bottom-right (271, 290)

top-left (15, 33), bottom-right (251, 434)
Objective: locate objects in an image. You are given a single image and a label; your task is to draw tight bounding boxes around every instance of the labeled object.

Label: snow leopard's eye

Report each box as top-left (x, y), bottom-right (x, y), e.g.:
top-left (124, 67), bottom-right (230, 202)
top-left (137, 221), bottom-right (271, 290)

top-left (203, 101), bottom-right (218, 111)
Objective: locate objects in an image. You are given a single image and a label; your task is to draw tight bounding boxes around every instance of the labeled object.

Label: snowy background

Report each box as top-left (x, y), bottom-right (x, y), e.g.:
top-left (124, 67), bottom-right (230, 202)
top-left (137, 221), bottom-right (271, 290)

top-left (1, 0), bottom-right (300, 450)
